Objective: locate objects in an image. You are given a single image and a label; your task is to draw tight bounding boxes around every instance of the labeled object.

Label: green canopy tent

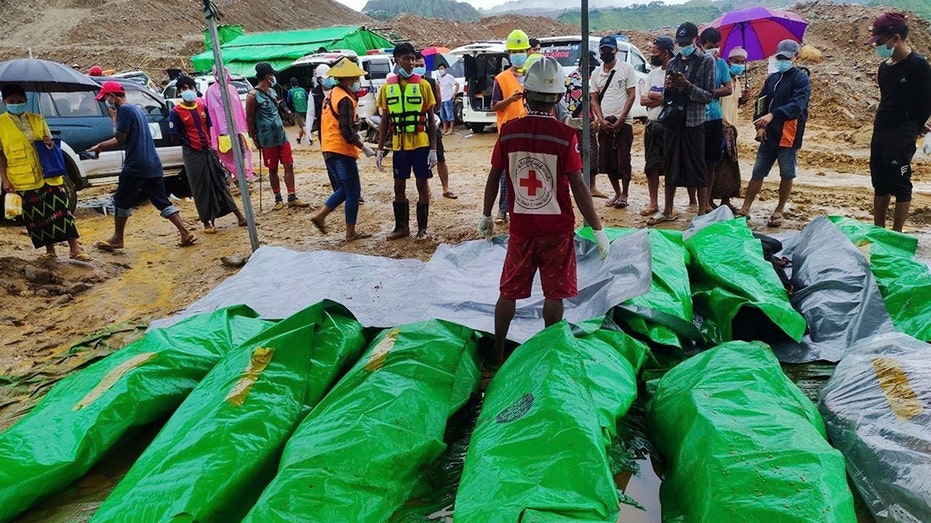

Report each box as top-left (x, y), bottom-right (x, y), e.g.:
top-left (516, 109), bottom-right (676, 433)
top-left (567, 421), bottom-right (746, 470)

top-left (190, 25), bottom-right (394, 77)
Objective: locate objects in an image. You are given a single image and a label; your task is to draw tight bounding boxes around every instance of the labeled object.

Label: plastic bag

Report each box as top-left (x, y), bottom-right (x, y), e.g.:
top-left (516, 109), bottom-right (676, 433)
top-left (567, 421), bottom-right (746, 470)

top-left (0, 306), bottom-right (272, 523)
top-left (90, 302), bottom-right (366, 523)
top-left (684, 219), bottom-right (806, 344)
top-left (454, 319), bottom-right (648, 523)
top-left (819, 332), bottom-right (931, 523)
top-left (4, 192), bottom-right (22, 219)
top-left (243, 319), bottom-right (480, 522)
top-left (647, 341), bottom-right (856, 523)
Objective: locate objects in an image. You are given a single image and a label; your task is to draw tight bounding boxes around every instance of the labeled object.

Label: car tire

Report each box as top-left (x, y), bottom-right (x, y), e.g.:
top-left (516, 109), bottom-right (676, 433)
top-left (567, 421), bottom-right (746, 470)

top-left (470, 123), bottom-right (486, 134)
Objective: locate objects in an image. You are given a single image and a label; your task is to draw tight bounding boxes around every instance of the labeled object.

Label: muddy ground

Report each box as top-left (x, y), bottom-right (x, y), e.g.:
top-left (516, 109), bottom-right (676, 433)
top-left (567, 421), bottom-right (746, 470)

top-left (2, 116), bottom-right (930, 388)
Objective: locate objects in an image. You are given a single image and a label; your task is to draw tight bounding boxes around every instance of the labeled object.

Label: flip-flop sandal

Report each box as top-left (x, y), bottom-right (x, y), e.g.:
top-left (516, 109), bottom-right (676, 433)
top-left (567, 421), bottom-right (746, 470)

top-left (203, 227), bottom-right (218, 234)
top-left (38, 252), bottom-right (57, 260)
top-left (442, 191), bottom-right (458, 199)
top-left (639, 207), bottom-right (659, 216)
top-left (647, 212), bottom-right (679, 226)
top-left (590, 189), bottom-right (609, 198)
top-left (310, 217), bottom-right (327, 235)
top-left (70, 252), bottom-right (92, 262)
top-left (93, 240), bottom-right (123, 252)
top-left (614, 198), bottom-right (629, 209)
top-left (344, 232), bottom-right (372, 242)
top-left (177, 234), bottom-right (198, 247)
top-left (733, 210), bottom-right (750, 219)
top-left (767, 215), bottom-right (784, 227)
top-left (605, 196), bottom-right (619, 207)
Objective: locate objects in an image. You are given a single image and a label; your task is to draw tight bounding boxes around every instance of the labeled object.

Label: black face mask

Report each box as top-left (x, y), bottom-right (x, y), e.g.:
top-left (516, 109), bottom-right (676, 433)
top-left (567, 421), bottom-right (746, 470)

top-left (650, 54), bottom-right (664, 67)
top-left (600, 51), bottom-right (616, 64)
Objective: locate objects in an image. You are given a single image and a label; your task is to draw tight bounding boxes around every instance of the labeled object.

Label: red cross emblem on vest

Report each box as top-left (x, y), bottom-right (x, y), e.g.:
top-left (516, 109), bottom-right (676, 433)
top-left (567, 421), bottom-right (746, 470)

top-left (520, 169), bottom-right (544, 196)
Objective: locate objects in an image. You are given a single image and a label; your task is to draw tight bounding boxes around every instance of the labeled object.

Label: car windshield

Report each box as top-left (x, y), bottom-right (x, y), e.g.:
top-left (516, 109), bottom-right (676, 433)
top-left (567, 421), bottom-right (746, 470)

top-left (363, 60), bottom-right (392, 80)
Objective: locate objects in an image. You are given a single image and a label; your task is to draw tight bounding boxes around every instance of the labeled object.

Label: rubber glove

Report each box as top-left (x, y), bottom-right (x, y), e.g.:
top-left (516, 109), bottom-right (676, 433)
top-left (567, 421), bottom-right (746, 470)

top-left (593, 229), bottom-right (610, 260)
top-left (427, 149), bottom-right (438, 169)
top-left (375, 150), bottom-right (385, 172)
top-left (478, 214), bottom-right (494, 239)
top-left (361, 144), bottom-right (376, 158)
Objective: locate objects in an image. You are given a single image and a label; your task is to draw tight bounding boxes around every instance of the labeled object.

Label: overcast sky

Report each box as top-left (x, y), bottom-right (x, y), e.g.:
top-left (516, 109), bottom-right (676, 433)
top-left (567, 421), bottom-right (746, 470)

top-left (335, 0), bottom-right (501, 10)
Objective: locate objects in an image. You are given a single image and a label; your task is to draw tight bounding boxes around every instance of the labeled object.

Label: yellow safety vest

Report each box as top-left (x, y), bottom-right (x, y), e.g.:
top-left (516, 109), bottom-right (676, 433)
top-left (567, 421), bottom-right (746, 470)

top-left (0, 112), bottom-right (61, 191)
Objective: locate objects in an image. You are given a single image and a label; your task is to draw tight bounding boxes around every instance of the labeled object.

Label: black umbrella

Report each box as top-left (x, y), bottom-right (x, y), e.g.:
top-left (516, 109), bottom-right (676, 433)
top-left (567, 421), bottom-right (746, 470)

top-left (0, 58), bottom-right (100, 92)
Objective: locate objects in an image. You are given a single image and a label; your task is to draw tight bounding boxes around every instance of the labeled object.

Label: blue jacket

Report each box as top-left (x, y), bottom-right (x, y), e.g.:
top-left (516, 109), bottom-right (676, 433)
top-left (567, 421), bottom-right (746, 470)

top-left (754, 67), bottom-right (810, 149)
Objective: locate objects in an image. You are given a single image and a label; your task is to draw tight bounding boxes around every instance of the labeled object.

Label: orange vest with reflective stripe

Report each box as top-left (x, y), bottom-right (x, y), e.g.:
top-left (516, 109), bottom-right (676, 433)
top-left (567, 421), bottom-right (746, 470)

top-left (494, 69), bottom-right (526, 130)
top-left (321, 86), bottom-right (359, 159)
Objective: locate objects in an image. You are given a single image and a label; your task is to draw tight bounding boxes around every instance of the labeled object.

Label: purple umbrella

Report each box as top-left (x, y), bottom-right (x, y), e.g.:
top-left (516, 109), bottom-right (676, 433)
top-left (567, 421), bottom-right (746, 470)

top-left (709, 7), bottom-right (808, 61)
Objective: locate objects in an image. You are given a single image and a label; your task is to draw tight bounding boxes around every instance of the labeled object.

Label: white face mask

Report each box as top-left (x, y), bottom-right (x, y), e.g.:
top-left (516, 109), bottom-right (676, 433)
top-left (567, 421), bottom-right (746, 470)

top-left (439, 68), bottom-right (447, 76)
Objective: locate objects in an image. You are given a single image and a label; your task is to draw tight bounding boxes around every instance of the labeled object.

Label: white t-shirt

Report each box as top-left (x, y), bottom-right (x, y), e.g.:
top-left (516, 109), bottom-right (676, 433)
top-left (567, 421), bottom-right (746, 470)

top-left (437, 72), bottom-right (458, 103)
top-left (640, 66), bottom-right (666, 121)
top-left (590, 60), bottom-right (638, 124)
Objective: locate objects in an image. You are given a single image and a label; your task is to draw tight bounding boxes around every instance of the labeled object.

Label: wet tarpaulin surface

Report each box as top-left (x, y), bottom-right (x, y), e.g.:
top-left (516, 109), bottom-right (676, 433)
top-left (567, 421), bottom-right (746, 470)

top-left (156, 232), bottom-right (654, 344)
top-left (773, 216), bottom-right (896, 363)
top-left (819, 332), bottom-right (931, 523)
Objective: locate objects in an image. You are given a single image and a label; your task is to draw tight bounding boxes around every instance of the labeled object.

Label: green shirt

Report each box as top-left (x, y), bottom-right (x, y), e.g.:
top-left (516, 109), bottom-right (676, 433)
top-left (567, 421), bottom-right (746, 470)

top-left (288, 87), bottom-right (308, 113)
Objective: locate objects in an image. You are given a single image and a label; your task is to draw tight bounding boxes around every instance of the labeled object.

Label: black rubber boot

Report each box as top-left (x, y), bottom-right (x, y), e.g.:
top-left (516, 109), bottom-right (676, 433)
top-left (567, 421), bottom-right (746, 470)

top-left (387, 200), bottom-right (410, 240)
top-left (415, 202), bottom-right (429, 239)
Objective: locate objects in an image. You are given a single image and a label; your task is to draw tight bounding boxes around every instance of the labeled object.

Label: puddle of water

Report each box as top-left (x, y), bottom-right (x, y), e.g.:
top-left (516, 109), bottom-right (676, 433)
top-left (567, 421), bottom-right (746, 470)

top-left (615, 458), bottom-right (663, 523)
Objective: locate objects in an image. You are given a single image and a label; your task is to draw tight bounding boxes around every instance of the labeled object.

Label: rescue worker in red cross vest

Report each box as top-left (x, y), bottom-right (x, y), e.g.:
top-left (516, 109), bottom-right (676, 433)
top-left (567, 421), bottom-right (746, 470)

top-left (375, 42), bottom-right (438, 240)
top-left (479, 56), bottom-right (611, 371)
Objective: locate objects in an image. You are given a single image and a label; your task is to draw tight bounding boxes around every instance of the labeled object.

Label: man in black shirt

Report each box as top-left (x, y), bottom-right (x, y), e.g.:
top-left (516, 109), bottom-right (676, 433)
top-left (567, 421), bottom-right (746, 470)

top-left (865, 12), bottom-right (931, 232)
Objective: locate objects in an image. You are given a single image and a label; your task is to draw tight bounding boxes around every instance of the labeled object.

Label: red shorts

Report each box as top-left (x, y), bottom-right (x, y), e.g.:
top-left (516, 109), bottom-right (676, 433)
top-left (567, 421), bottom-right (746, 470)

top-left (500, 233), bottom-right (577, 300)
top-left (262, 141), bottom-right (293, 170)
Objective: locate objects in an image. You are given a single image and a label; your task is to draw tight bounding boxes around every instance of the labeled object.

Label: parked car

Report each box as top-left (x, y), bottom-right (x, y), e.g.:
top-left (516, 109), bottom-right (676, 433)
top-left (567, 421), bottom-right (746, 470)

top-left (456, 41), bottom-right (507, 133)
top-left (357, 52), bottom-right (394, 119)
top-left (0, 76), bottom-right (186, 217)
top-left (162, 74), bottom-right (253, 109)
top-left (111, 70), bottom-right (161, 93)
top-left (538, 35), bottom-right (650, 120)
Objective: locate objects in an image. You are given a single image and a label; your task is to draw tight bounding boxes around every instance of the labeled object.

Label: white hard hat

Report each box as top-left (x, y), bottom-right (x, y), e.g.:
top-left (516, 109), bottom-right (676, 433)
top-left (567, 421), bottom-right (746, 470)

top-left (315, 64), bottom-right (330, 77)
top-left (523, 56), bottom-right (566, 100)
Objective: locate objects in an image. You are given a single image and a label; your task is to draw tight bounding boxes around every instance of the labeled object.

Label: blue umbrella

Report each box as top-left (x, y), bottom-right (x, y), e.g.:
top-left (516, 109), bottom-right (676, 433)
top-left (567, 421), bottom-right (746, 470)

top-left (0, 58), bottom-right (100, 92)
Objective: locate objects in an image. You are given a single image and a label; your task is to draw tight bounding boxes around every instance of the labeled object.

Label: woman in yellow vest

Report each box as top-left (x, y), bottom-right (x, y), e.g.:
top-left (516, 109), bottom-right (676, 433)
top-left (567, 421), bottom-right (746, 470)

top-left (0, 84), bottom-right (89, 261)
top-left (310, 57), bottom-right (373, 241)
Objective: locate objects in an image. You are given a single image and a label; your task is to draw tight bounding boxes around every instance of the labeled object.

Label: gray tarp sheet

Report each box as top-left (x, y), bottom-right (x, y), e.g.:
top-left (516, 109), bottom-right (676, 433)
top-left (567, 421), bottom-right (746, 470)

top-left (154, 233), bottom-right (653, 343)
top-left (819, 332), bottom-right (931, 523)
top-left (773, 216), bottom-right (895, 363)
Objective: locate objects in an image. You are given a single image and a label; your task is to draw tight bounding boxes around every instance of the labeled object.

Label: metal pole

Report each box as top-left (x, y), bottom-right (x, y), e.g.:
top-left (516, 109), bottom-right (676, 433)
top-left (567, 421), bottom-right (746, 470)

top-left (580, 0), bottom-right (591, 192)
top-left (203, 0), bottom-right (260, 252)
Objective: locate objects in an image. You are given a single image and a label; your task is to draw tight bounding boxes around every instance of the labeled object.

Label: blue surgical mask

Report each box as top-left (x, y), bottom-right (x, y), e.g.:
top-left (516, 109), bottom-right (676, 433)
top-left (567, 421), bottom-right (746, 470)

top-left (180, 90), bottom-right (197, 103)
top-left (270, 76), bottom-right (277, 86)
top-left (775, 59), bottom-right (793, 73)
top-left (875, 43), bottom-right (894, 59)
top-left (5, 103), bottom-right (26, 115)
top-left (510, 52), bottom-right (528, 68)
top-left (323, 77), bottom-right (337, 89)
top-left (398, 68), bottom-right (413, 79)
top-left (729, 64), bottom-right (745, 76)
top-left (413, 67), bottom-right (426, 77)
top-left (679, 44), bottom-right (696, 57)
top-left (105, 100), bottom-right (116, 110)
top-left (351, 81), bottom-right (361, 92)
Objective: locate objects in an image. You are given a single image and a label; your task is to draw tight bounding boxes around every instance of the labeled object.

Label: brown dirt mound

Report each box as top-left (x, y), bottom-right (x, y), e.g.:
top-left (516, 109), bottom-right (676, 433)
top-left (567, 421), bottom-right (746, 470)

top-left (380, 13), bottom-right (578, 48)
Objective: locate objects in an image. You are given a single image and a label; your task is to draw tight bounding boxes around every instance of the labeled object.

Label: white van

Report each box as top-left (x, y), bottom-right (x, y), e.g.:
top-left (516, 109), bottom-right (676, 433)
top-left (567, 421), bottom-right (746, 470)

top-left (454, 41), bottom-right (507, 133)
top-left (357, 52), bottom-right (395, 119)
top-left (539, 35), bottom-right (651, 120)
top-left (162, 74), bottom-right (252, 109)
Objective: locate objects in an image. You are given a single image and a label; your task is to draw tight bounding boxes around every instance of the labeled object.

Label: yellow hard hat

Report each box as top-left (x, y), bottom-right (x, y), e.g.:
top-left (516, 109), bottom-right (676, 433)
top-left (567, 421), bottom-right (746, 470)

top-left (520, 53), bottom-right (544, 74)
top-left (327, 57), bottom-right (366, 78)
top-left (506, 29), bottom-right (531, 51)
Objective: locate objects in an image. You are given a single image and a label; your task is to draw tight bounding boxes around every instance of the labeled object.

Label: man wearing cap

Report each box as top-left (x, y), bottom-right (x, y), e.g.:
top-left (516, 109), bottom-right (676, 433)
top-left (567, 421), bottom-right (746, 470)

top-left (490, 29), bottom-right (532, 224)
top-left (286, 77), bottom-right (309, 145)
top-left (246, 61), bottom-right (310, 210)
top-left (88, 81), bottom-right (197, 250)
top-left (375, 42), bottom-right (437, 240)
top-left (87, 65), bottom-right (103, 77)
top-left (864, 12), bottom-right (931, 232)
top-left (310, 57), bottom-right (374, 241)
top-left (308, 64), bottom-right (332, 145)
top-left (648, 22), bottom-right (716, 225)
top-left (735, 39), bottom-right (810, 228)
top-left (638, 36), bottom-right (675, 217)
top-left (591, 34), bottom-right (638, 209)
top-left (697, 27), bottom-right (733, 215)
top-left (478, 56), bottom-right (609, 371)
